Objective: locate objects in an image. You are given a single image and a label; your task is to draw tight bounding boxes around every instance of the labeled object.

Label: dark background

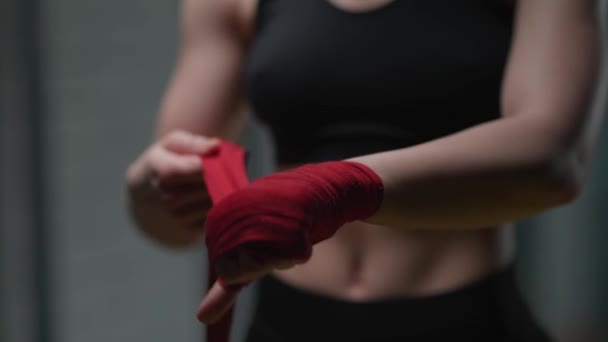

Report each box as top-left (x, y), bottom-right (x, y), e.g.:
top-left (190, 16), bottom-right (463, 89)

top-left (1, 1), bottom-right (607, 341)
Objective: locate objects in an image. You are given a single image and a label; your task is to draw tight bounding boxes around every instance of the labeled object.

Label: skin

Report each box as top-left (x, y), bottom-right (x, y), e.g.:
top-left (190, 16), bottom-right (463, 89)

top-left (126, 0), bottom-right (603, 325)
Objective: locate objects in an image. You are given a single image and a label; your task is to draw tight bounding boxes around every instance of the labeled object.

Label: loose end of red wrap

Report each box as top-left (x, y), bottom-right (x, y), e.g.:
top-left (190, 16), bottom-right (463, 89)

top-left (199, 140), bottom-right (250, 342)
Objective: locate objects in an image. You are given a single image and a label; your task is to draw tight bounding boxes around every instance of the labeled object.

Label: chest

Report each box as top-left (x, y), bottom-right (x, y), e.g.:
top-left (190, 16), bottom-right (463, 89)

top-left (244, 0), bottom-right (514, 135)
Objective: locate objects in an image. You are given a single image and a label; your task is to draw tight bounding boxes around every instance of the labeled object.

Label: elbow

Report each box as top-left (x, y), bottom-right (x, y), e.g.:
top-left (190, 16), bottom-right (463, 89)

top-left (542, 171), bottom-right (581, 207)
top-left (532, 152), bottom-right (583, 207)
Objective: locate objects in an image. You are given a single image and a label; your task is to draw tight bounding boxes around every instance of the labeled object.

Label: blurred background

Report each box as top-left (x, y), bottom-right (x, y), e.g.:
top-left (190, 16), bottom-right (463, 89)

top-left (1, 1), bottom-right (607, 341)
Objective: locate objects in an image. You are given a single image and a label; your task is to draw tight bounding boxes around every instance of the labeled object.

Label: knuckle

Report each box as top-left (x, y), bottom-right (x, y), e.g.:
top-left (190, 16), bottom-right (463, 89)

top-left (168, 130), bottom-right (189, 140)
top-left (146, 152), bottom-right (167, 173)
top-left (156, 163), bottom-right (179, 179)
top-left (153, 154), bottom-right (197, 176)
top-left (164, 131), bottom-right (214, 153)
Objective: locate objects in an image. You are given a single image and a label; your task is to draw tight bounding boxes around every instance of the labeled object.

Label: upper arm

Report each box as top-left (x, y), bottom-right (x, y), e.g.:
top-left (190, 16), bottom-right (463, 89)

top-left (155, 0), bottom-right (250, 140)
top-left (500, 0), bottom-right (603, 165)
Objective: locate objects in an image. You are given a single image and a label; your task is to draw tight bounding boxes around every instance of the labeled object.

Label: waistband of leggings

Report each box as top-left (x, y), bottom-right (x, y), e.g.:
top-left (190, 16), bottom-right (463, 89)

top-left (251, 263), bottom-right (534, 340)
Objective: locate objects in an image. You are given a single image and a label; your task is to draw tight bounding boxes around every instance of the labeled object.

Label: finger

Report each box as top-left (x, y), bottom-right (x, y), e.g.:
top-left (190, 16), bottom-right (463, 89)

top-left (186, 217), bottom-right (207, 230)
top-left (197, 281), bottom-right (238, 324)
top-left (275, 259), bottom-right (298, 270)
top-left (170, 199), bottom-right (211, 220)
top-left (215, 251), bottom-right (295, 285)
top-left (182, 213), bottom-right (209, 229)
top-left (150, 150), bottom-right (203, 182)
top-left (158, 174), bottom-right (206, 190)
top-left (225, 252), bottom-right (268, 284)
top-left (164, 131), bottom-right (221, 155)
top-left (214, 255), bottom-right (241, 283)
top-left (161, 190), bottom-right (211, 210)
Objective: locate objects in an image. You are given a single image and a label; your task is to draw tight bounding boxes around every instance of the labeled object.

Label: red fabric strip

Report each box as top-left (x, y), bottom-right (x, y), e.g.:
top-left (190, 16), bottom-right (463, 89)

top-left (201, 141), bottom-right (250, 342)
top-left (200, 141), bottom-right (384, 342)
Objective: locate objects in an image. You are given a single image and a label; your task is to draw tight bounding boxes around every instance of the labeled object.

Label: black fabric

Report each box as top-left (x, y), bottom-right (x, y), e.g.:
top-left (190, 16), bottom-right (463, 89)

top-left (244, 0), bottom-right (515, 164)
top-left (246, 264), bottom-right (553, 342)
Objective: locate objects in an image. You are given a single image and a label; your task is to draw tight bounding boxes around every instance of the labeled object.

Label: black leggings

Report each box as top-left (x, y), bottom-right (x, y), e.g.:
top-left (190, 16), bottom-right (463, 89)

top-left (246, 264), bottom-right (552, 342)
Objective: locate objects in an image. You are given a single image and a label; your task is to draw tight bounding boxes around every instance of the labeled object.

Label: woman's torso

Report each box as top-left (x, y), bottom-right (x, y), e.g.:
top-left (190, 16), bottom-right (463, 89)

top-left (238, 0), bottom-right (516, 300)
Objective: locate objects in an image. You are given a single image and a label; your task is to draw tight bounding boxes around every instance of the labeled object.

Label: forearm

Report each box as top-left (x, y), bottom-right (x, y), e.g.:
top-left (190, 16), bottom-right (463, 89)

top-left (349, 115), bottom-right (582, 230)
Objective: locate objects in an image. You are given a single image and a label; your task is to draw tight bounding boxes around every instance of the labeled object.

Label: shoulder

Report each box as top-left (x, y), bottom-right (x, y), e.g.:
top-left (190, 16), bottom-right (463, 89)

top-left (179, 0), bottom-right (258, 44)
top-left (234, 0), bottom-right (259, 44)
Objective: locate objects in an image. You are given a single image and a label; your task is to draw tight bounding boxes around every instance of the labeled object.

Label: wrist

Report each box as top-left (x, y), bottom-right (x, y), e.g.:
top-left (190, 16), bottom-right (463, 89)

top-left (292, 160), bottom-right (384, 243)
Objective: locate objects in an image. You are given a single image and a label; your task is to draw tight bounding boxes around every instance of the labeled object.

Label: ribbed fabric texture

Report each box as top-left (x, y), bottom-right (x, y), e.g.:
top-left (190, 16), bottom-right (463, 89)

top-left (205, 160), bottom-right (384, 265)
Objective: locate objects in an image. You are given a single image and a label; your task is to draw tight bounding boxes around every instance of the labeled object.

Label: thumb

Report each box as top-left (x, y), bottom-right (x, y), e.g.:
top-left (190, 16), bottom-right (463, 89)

top-left (197, 281), bottom-right (238, 324)
top-left (164, 131), bottom-right (221, 155)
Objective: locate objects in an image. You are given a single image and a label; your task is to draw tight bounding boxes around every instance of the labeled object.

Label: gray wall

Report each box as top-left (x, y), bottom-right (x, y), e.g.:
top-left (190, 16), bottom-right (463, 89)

top-left (42, 1), bottom-right (207, 341)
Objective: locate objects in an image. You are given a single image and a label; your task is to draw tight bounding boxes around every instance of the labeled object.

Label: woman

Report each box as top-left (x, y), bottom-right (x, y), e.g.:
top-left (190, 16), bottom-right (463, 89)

top-left (126, 0), bottom-right (603, 340)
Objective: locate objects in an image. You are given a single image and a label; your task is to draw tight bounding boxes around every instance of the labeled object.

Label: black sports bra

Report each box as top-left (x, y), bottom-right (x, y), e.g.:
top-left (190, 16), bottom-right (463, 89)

top-left (244, 0), bottom-right (515, 164)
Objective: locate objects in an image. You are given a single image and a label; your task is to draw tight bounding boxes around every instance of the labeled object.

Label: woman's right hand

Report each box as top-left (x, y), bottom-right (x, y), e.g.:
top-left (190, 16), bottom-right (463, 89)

top-left (126, 130), bottom-right (221, 248)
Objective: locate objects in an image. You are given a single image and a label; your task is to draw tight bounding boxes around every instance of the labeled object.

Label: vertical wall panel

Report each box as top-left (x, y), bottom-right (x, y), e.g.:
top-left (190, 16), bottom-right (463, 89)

top-left (1, 0), bottom-right (47, 341)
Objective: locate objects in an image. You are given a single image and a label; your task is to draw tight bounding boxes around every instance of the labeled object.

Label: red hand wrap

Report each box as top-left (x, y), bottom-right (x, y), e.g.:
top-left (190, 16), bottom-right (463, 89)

top-left (200, 141), bottom-right (250, 342)
top-left (205, 159), bottom-right (384, 268)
